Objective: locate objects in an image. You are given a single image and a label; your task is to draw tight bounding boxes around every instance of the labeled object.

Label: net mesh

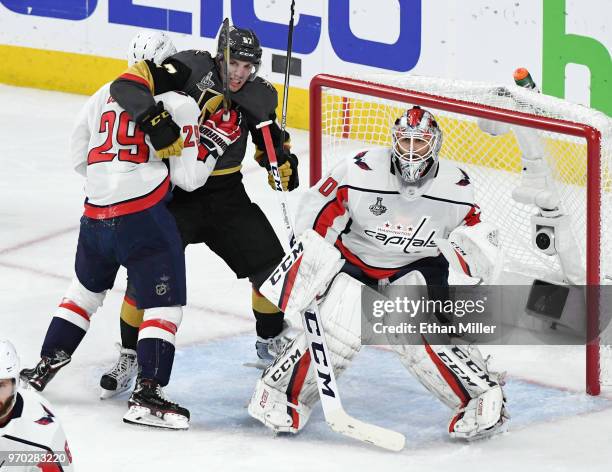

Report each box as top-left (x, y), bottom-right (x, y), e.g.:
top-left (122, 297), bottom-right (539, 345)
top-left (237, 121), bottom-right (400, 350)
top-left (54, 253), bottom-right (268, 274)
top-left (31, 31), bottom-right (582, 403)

top-left (315, 73), bottom-right (612, 388)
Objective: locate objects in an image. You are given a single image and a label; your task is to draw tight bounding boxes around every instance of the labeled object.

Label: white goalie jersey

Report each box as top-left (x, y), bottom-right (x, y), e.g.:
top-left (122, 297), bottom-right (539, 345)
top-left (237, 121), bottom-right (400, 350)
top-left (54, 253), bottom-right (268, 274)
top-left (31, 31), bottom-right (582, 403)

top-left (70, 83), bottom-right (215, 219)
top-left (0, 389), bottom-right (73, 471)
top-left (295, 147), bottom-right (482, 279)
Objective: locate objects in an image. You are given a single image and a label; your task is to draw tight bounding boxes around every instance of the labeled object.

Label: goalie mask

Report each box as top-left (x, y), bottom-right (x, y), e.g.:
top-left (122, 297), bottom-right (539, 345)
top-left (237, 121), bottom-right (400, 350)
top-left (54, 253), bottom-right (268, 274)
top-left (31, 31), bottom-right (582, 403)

top-left (0, 340), bottom-right (19, 420)
top-left (128, 30), bottom-right (177, 66)
top-left (216, 26), bottom-right (262, 81)
top-left (391, 106), bottom-right (443, 199)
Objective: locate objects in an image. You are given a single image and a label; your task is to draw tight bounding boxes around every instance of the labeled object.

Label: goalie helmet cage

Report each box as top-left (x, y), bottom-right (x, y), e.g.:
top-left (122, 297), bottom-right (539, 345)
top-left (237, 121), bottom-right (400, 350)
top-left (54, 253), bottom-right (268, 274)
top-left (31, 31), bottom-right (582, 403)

top-left (309, 73), bottom-right (612, 396)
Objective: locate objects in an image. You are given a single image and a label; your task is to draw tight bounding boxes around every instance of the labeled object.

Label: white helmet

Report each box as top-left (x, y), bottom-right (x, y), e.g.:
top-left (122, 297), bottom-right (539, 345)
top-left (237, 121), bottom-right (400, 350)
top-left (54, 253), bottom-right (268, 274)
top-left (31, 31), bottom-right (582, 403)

top-left (128, 30), bottom-right (177, 66)
top-left (0, 341), bottom-right (19, 419)
top-left (391, 106), bottom-right (443, 199)
top-left (0, 340), bottom-right (19, 383)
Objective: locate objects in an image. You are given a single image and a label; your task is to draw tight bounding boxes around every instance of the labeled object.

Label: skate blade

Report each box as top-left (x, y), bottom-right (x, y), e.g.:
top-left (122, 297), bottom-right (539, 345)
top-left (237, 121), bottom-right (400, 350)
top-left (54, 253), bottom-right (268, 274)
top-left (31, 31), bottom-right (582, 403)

top-left (123, 406), bottom-right (189, 430)
top-left (99, 384), bottom-right (132, 400)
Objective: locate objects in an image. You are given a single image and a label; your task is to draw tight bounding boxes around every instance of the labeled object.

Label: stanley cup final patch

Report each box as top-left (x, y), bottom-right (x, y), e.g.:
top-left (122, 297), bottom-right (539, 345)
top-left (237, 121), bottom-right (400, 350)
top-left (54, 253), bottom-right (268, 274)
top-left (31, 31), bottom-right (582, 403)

top-left (196, 71), bottom-right (216, 91)
top-left (369, 197), bottom-right (387, 216)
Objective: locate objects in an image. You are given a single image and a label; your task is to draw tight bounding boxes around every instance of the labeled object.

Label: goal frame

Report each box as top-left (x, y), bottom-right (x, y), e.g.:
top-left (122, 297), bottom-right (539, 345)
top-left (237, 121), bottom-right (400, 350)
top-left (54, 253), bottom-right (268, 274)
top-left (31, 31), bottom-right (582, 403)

top-left (309, 73), bottom-right (603, 395)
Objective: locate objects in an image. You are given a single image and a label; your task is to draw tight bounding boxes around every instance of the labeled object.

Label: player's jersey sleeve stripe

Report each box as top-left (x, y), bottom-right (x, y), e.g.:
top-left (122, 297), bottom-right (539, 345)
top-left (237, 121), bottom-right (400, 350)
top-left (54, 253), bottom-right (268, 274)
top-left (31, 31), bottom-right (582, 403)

top-left (118, 61), bottom-right (155, 93)
top-left (118, 72), bottom-right (151, 91)
top-left (1, 435), bottom-right (66, 471)
top-left (422, 195), bottom-right (475, 207)
top-left (313, 187), bottom-right (349, 237)
top-left (83, 175), bottom-right (170, 220)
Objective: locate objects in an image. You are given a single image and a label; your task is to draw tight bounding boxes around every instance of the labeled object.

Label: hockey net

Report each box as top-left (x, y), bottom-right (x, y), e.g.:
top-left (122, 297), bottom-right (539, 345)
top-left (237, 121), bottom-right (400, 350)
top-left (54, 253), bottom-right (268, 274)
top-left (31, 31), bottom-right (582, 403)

top-left (309, 73), bottom-right (612, 395)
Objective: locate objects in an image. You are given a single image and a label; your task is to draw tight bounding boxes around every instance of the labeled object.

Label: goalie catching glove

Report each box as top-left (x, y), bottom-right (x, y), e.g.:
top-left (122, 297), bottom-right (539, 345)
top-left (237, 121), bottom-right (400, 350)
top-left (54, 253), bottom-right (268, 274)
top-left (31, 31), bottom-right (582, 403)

top-left (435, 221), bottom-right (504, 284)
top-left (199, 108), bottom-right (242, 157)
top-left (266, 149), bottom-right (299, 191)
top-left (137, 101), bottom-right (184, 159)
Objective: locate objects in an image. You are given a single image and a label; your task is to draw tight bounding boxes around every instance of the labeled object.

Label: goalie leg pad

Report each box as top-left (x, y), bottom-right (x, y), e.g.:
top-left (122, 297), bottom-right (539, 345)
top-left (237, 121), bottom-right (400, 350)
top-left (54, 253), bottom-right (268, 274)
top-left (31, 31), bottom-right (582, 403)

top-left (248, 273), bottom-right (364, 433)
top-left (258, 229), bottom-right (344, 319)
top-left (396, 343), bottom-right (502, 408)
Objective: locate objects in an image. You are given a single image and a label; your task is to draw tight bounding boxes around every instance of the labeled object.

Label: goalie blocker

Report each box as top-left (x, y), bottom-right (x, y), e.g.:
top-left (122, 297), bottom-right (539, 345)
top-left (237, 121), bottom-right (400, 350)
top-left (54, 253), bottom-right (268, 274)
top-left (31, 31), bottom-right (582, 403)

top-left (252, 229), bottom-right (509, 440)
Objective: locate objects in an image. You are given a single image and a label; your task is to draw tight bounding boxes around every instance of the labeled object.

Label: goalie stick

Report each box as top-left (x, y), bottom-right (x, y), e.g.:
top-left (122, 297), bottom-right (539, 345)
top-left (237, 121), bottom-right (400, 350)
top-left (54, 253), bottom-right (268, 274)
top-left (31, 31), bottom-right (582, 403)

top-left (253, 2), bottom-right (404, 452)
top-left (256, 122), bottom-right (404, 452)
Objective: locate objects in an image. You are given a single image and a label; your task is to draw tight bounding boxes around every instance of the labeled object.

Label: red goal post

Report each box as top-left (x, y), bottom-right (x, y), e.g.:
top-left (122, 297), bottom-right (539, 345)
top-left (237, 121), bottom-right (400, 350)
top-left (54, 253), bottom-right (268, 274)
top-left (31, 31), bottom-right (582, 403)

top-left (309, 73), bottom-right (611, 395)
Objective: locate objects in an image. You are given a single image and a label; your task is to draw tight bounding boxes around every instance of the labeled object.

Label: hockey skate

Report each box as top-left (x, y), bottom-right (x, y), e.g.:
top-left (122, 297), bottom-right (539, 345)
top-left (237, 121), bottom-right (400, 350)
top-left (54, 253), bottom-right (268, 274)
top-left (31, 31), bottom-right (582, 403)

top-left (247, 322), bottom-right (297, 369)
top-left (123, 378), bottom-right (190, 430)
top-left (100, 344), bottom-right (138, 399)
top-left (19, 350), bottom-right (71, 392)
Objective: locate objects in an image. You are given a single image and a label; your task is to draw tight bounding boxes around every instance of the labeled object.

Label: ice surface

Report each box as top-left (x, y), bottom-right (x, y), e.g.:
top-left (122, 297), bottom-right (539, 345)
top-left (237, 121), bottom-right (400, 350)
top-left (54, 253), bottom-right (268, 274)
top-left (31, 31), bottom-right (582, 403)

top-left (1, 84), bottom-right (611, 471)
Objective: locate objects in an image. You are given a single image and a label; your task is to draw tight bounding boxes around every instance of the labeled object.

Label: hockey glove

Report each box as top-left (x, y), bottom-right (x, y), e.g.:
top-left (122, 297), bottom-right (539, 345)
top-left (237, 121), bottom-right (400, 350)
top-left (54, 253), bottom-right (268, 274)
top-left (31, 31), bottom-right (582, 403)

top-left (267, 150), bottom-right (299, 191)
top-left (137, 102), bottom-right (184, 159)
top-left (199, 108), bottom-right (242, 157)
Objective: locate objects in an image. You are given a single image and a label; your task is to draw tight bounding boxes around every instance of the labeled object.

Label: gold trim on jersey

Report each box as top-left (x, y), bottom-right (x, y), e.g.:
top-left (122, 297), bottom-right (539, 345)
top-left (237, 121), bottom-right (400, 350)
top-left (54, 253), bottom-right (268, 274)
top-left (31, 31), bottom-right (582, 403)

top-left (210, 164), bottom-right (242, 176)
top-left (124, 61), bottom-right (155, 93)
top-left (254, 146), bottom-right (265, 163)
top-left (196, 89), bottom-right (224, 124)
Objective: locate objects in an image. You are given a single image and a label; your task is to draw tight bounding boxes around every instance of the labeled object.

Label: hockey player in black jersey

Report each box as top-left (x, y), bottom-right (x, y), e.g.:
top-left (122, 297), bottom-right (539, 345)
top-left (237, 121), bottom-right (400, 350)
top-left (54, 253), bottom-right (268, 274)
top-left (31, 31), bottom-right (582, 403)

top-left (99, 25), bottom-right (298, 397)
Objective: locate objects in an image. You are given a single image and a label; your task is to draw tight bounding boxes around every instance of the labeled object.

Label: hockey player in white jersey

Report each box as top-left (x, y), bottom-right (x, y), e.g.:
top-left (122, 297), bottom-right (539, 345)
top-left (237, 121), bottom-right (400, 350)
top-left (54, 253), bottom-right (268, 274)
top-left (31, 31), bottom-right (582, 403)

top-left (1, 341), bottom-right (74, 471)
top-left (248, 106), bottom-right (509, 441)
top-left (20, 78), bottom-right (242, 430)
top-left (96, 29), bottom-right (178, 400)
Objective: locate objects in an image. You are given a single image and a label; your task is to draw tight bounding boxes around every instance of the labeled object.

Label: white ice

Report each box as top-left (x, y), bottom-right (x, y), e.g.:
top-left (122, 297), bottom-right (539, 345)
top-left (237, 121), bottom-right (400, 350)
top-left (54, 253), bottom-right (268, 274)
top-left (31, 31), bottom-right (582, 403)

top-left (1, 84), bottom-right (611, 472)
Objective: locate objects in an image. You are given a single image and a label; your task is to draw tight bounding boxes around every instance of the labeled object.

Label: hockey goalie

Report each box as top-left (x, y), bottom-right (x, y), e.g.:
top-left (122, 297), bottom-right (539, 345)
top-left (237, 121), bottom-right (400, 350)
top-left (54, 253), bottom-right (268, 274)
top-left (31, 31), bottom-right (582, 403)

top-left (247, 106), bottom-right (509, 441)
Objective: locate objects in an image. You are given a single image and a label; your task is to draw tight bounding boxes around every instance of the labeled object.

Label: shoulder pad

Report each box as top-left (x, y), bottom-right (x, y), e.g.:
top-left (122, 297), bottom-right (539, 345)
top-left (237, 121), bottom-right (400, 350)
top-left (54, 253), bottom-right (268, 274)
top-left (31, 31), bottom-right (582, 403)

top-left (232, 77), bottom-right (278, 120)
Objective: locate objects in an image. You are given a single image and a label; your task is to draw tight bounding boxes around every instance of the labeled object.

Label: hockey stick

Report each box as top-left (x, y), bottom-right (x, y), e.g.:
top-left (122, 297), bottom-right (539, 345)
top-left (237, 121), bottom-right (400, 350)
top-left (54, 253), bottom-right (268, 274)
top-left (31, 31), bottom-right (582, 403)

top-left (278, 0), bottom-right (295, 150)
top-left (255, 8), bottom-right (404, 447)
top-left (253, 4), bottom-right (404, 453)
top-left (221, 17), bottom-right (231, 118)
top-left (257, 123), bottom-right (404, 451)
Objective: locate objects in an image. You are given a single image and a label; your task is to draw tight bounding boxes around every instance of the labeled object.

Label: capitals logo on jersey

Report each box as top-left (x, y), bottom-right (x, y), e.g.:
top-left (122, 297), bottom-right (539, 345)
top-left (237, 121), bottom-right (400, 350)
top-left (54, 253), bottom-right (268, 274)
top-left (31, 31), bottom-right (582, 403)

top-left (34, 404), bottom-right (55, 426)
top-left (364, 217), bottom-right (437, 253)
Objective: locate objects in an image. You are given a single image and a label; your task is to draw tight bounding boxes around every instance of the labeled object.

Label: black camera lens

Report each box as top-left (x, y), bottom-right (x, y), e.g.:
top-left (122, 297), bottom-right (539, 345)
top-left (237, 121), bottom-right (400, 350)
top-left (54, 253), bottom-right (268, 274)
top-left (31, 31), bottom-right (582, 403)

top-left (536, 231), bottom-right (551, 250)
